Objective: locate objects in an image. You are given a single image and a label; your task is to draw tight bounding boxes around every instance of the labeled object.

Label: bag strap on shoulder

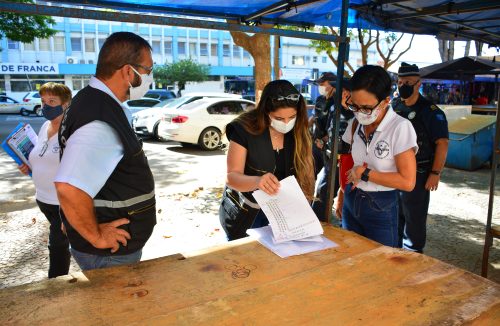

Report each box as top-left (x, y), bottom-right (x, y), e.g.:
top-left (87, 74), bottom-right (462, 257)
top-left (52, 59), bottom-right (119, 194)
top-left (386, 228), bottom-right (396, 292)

top-left (349, 119), bottom-right (359, 152)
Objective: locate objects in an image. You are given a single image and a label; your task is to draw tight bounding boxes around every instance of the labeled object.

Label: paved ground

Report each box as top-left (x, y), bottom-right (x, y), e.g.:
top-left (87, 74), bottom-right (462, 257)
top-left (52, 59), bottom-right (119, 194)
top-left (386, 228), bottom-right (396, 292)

top-left (0, 140), bottom-right (499, 289)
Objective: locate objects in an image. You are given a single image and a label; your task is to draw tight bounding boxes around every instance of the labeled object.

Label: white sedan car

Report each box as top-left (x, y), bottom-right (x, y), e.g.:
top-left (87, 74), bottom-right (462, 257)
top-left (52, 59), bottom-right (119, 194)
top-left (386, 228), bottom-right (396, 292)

top-left (157, 98), bottom-right (255, 150)
top-left (0, 95), bottom-right (37, 115)
top-left (132, 92), bottom-right (242, 139)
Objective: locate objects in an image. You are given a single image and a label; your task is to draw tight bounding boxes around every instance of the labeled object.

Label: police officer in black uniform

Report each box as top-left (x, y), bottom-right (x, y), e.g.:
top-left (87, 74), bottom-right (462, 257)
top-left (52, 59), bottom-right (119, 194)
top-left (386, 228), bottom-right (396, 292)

top-left (311, 72), bottom-right (353, 222)
top-left (393, 62), bottom-right (449, 253)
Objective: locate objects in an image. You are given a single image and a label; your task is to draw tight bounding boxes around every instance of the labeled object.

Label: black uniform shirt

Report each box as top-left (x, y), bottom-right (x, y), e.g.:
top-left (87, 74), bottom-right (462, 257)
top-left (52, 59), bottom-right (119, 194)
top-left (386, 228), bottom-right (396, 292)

top-left (392, 94), bottom-right (449, 166)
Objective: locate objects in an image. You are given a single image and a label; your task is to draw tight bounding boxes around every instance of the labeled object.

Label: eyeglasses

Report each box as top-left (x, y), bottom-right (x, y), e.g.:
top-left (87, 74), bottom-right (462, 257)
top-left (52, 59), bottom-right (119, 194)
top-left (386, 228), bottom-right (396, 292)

top-left (345, 95), bottom-right (382, 115)
top-left (131, 63), bottom-right (153, 75)
top-left (39, 141), bottom-right (49, 157)
top-left (397, 80), bottom-right (420, 87)
top-left (270, 93), bottom-right (301, 106)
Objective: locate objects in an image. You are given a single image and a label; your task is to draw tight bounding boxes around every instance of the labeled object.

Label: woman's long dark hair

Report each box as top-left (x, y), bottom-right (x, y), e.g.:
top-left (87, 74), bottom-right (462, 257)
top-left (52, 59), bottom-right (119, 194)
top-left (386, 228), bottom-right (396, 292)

top-left (234, 80), bottom-right (314, 200)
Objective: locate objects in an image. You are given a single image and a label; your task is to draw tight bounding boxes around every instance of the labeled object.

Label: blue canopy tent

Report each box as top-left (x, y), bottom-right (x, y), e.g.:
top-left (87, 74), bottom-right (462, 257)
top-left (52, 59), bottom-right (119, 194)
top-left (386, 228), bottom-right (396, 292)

top-left (1, 0), bottom-right (499, 277)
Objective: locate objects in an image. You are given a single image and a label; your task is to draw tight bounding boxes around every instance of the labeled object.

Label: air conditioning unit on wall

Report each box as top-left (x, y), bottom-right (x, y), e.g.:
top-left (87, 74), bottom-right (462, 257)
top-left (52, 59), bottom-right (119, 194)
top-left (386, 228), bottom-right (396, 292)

top-left (66, 56), bottom-right (78, 64)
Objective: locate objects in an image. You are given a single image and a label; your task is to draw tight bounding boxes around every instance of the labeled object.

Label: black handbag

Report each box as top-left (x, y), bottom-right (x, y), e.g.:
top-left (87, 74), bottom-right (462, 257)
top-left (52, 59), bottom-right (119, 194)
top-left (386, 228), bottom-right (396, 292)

top-left (219, 187), bottom-right (260, 241)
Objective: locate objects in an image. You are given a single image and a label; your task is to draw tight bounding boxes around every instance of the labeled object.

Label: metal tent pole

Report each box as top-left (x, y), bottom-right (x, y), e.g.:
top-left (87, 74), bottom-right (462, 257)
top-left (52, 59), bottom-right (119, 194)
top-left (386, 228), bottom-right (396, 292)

top-left (325, 0), bottom-right (350, 223)
top-left (481, 89), bottom-right (500, 277)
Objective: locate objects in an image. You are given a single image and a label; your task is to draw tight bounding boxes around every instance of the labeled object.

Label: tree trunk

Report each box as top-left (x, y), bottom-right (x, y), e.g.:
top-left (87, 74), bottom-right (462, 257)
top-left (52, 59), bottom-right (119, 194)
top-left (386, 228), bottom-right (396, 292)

top-left (438, 39), bottom-right (454, 62)
top-left (464, 41), bottom-right (471, 57)
top-left (229, 24), bottom-right (272, 104)
top-left (475, 41), bottom-right (484, 56)
top-left (273, 36), bottom-right (280, 81)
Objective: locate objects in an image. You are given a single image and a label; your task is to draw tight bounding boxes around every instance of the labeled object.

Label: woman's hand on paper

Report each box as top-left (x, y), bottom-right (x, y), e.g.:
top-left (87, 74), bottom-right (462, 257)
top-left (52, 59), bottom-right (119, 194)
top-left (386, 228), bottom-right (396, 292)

top-left (18, 163), bottom-right (30, 176)
top-left (257, 173), bottom-right (280, 195)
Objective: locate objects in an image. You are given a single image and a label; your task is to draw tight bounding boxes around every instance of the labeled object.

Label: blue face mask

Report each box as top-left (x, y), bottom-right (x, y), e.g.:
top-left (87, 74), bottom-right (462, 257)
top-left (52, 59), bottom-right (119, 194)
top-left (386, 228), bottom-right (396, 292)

top-left (42, 104), bottom-right (64, 120)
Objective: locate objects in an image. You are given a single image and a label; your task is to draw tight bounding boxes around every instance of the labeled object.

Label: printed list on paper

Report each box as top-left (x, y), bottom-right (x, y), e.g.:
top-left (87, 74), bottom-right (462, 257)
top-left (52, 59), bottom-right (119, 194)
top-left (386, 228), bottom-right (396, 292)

top-left (252, 176), bottom-right (323, 243)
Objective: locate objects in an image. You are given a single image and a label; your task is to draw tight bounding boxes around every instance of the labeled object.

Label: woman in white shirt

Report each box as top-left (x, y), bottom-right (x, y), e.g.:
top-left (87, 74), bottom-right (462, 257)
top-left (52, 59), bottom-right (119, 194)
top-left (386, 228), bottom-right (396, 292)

top-left (341, 65), bottom-right (417, 247)
top-left (18, 82), bottom-right (72, 278)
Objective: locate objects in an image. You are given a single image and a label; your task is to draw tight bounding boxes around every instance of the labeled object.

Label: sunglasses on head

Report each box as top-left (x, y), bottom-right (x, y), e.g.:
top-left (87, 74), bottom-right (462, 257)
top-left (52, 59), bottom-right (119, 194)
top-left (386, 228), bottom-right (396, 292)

top-left (270, 93), bottom-right (301, 106)
top-left (345, 95), bottom-right (382, 115)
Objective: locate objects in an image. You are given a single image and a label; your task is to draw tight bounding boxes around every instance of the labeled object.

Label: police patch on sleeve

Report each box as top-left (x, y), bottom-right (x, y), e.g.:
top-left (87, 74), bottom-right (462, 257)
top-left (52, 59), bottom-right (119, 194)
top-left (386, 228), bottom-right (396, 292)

top-left (435, 114), bottom-right (445, 121)
top-left (430, 105), bottom-right (439, 110)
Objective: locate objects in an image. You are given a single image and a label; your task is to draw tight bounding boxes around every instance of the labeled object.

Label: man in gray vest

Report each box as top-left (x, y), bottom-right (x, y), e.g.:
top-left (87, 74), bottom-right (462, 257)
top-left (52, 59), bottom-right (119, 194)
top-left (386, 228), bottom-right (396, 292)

top-left (55, 32), bottom-right (156, 270)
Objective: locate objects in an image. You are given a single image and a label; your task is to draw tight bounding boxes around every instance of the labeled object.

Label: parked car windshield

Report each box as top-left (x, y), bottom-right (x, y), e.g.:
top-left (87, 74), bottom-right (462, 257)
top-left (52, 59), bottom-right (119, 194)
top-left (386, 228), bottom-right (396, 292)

top-left (153, 98), bottom-right (184, 108)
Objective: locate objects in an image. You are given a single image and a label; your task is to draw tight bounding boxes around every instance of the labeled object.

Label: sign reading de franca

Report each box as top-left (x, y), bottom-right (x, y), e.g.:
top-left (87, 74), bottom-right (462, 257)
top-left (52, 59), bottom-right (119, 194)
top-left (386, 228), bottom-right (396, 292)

top-left (0, 62), bottom-right (59, 75)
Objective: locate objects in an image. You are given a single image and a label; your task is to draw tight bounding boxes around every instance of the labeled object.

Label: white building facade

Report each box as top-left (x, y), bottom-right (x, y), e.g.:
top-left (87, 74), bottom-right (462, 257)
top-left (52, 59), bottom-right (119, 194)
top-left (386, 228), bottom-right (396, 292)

top-left (1, 17), bottom-right (378, 100)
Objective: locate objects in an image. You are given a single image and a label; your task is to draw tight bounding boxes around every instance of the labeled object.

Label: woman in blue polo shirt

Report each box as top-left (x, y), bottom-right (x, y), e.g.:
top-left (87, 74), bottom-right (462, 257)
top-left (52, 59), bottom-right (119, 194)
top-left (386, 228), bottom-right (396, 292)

top-left (342, 65), bottom-right (417, 247)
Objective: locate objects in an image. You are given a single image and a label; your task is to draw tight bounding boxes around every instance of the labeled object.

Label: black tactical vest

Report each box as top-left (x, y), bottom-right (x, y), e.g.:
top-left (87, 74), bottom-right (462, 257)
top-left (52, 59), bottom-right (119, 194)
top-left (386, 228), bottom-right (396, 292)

top-left (392, 96), bottom-right (434, 168)
top-left (59, 86), bottom-right (156, 256)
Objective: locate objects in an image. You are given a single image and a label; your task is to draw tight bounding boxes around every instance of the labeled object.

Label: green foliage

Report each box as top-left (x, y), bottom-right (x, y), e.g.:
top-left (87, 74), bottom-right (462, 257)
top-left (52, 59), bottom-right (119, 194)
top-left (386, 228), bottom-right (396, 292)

top-left (309, 27), bottom-right (355, 55)
top-left (0, 0), bottom-right (56, 43)
top-left (153, 59), bottom-right (210, 90)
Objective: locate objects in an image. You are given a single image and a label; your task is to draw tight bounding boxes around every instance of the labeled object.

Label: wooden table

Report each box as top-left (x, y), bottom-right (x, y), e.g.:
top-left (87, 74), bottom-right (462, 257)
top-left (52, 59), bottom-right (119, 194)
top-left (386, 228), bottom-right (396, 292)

top-left (1, 226), bottom-right (499, 325)
top-left (472, 105), bottom-right (497, 115)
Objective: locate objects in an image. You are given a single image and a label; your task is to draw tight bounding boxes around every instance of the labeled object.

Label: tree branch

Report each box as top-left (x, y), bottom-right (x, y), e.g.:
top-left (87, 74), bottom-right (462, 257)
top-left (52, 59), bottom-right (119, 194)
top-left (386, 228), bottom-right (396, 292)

top-left (388, 34), bottom-right (415, 68)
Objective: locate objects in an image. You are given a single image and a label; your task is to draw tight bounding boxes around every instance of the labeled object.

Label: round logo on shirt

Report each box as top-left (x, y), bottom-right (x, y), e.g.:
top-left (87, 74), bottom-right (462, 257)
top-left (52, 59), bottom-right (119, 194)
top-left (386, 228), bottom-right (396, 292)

top-left (52, 145), bottom-right (60, 153)
top-left (374, 140), bottom-right (390, 159)
top-left (408, 111), bottom-right (416, 120)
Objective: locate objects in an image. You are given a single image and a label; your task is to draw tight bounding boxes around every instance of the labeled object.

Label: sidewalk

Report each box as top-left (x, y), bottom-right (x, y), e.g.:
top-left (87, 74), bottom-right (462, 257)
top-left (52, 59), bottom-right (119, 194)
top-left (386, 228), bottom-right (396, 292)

top-left (1, 141), bottom-right (499, 288)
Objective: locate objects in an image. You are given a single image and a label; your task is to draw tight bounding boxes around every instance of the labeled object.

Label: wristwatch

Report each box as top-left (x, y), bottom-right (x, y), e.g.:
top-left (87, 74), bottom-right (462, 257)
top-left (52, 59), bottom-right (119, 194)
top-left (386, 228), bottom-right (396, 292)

top-left (430, 170), bottom-right (441, 176)
top-left (361, 167), bottom-right (371, 182)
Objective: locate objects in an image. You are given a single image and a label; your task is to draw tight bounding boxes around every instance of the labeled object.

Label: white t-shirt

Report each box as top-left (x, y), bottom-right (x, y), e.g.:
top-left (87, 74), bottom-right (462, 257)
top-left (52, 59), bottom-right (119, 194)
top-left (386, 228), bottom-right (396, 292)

top-left (54, 76), bottom-right (128, 198)
top-left (28, 121), bottom-right (60, 205)
top-left (342, 107), bottom-right (418, 192)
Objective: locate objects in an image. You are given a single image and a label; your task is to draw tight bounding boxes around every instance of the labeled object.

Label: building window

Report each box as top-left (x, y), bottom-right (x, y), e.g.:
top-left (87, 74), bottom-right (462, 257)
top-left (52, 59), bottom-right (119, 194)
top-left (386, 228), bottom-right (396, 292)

top-left (39, 38), bottom-right (50, 51)
top-left (71, 37), bottom-right (82, 51)
top-left (313, 56), bottom-right (317, 63)
top-left (322, 56), bottom-right (327, 63)
top-left (54, 36), bottom-right (65, 52)
top-left (189, 42), bottom-right (197, 57)
top-left (152, 40), bottom-right (161, 54)
top-left (11, 81), bottom-right (31, 92)
top-left (178, 41), bottom-right (186, 55)
top-left (243, 50), bottom-right (250, 58)
top-left (164, 39), bottom-right (172, 55)
top-left (72, 76), bottom-right (91, 91)
top-left (223, 44), bottom-right (230, 57)
top-left (292, 55), bottom-right (305, 66)
top-left (23, 41), bottom-right (35, 51)
top-left (7, 39), bottom-right (19, 50)
top-left (233, 46), bottom-right (241, 58)
top-left (211, 44), bottom-right (217, 56)
top-left (98, 38), bottom-right (106, 50)
top-left (85, 37), bottom-right (95, 52)
top-left (200, 43), bottom-right (208, 56)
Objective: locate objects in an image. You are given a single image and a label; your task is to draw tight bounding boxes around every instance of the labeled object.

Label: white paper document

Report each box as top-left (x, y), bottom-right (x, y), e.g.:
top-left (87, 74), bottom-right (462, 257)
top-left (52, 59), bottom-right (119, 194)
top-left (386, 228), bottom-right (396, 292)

top-left (252, 175), bottom-right (323, 243)
top-left (247, 226), bottom-right (338, 258)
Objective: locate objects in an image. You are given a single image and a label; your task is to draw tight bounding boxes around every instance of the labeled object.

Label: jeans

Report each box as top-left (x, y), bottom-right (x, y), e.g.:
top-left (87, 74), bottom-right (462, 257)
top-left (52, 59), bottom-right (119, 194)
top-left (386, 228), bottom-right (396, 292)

top-left (36, 200), bottom-right (70, 278)
top-left (342, 184), bottom-right (398, 247)
top-left (70, 248), bottom-right (142, 271)
top-left (398, 171), bottom-right (430, 253)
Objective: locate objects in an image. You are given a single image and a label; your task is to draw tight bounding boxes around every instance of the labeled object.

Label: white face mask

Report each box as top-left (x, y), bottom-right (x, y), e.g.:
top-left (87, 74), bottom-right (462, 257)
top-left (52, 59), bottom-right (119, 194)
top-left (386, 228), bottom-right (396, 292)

top-left (354, 107), bottom-right (381, 126)
top-left (270, 116), bottom-right (296, 134)
top-left (129, 65), bottom-right (153, 100)
top-left (318, 86), bottom-right (327, 96)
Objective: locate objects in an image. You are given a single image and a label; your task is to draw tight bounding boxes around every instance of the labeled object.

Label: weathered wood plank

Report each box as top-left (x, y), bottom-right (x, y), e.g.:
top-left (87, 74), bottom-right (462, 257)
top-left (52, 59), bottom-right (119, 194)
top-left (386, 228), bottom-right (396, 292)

top-left (0, 227), bottom-right (498, 325)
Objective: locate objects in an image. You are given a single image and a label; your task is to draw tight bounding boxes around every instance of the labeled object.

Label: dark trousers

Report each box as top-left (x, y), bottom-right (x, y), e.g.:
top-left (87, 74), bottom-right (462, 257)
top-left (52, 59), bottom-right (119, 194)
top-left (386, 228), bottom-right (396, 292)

top-left (342, 184), bottom-right (399, 247)
top-left (312, 161), bottom-right (340, 223)
top-left (398, 171), bottom-right (431, 253)
top-left (36, 200), bottom-right (71, 278)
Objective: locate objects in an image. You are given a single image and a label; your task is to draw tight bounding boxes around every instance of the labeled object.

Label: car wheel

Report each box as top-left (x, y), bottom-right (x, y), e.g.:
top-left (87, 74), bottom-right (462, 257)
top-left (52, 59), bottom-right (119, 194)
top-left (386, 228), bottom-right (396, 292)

top-left (20, 108), bottom-right (30, 116)
top-left (34, 106), bottom-right (43, 117)
top-left (153, 122), bottom-right (161, 140)
top-left (198, 127), bottom-right (221, 151)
